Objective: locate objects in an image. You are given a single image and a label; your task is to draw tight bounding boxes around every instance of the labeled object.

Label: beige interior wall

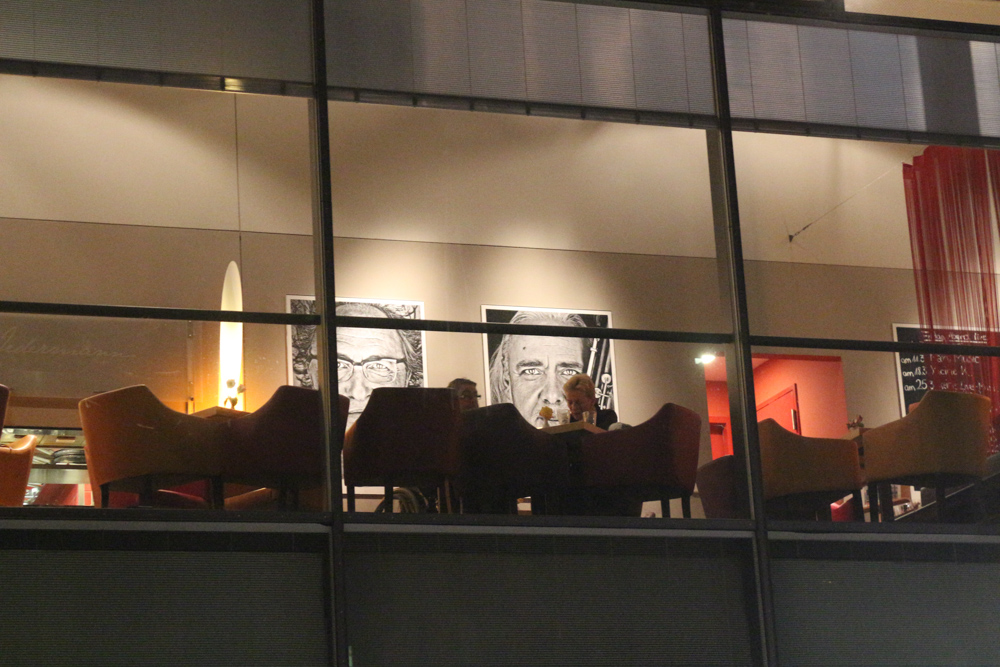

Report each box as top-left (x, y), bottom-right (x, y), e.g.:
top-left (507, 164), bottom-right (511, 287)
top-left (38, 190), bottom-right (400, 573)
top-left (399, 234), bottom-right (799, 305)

top-left (745, 260), bottom-right (919, 429)
top-left (0, 75), bottom-right (927, 445)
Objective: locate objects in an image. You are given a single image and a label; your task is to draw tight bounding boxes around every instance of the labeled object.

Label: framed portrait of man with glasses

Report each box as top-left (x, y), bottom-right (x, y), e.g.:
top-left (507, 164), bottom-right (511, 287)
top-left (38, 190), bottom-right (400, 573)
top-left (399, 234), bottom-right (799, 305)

top-left (286, 296), bottom-right (426, 428)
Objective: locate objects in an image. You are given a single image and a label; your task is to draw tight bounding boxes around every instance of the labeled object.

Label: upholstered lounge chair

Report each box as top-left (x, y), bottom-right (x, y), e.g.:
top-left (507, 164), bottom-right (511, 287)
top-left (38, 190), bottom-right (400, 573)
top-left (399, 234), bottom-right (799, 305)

top-left (456, 403), bottom-right (568, 514)
top-left (343, 388), bottom-right (461, 513)
top-left (79, 385), bottom-right (225, 508)
top-left (862, 390), bottom-right (990, 522)
top-left (577, 403), bottom-right (702, 517)
top-left (758, 419), bottom-right (864, 520)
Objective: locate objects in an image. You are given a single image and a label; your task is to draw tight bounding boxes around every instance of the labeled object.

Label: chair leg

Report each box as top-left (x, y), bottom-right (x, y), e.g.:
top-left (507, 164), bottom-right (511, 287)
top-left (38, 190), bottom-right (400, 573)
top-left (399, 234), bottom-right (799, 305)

top-left (681, 494), bottom-right (691, 519)
top-left (660, 496), bottom-right (672, 518)
top-left (852, 489), bottom-right (865, 522)
top-left (936, 483), bottom-right (949, 522)
top-left (100, 484), bottom-right (110, 509)
top-left (210, 476), bottom-right (224, 510)
top-left (138, 477), bottom-right (155, 507)
top-left (346, 486), bottom-right (356, 512)
top-left (384, 486), bottom-right (393, 513)
top-left (868, 484), bottom-right (880, 523)
top-left (878, 483), bottom-right (895, 522)
top-left (443, 479), bottom-right (453, 514)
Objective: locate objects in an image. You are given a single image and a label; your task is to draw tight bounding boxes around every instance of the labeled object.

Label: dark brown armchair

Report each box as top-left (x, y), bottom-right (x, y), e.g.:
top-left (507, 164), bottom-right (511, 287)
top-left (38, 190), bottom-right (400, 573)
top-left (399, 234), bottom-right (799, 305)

top-left (343, 388), bottom-right (461, 512)
top-left (577, 403), bottom-right (702, 517)
top-left (222, 385), bottom-right (329, 510)
top-left (456, 403), bottom-right (568, 514)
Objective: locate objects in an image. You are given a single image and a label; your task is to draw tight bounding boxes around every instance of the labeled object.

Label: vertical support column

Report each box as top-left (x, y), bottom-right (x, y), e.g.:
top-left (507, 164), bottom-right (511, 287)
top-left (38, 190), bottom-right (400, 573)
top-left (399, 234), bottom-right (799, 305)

top-left (310, 1), bottom-right (348, 665)
top-left (705, 8), bottom-right (777, 666)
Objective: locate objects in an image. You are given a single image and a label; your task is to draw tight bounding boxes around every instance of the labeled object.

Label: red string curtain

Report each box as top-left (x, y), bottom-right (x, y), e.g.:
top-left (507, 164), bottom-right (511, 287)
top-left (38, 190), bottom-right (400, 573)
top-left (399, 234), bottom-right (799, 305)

top-left (904, 146), bottom-right (1000, 454)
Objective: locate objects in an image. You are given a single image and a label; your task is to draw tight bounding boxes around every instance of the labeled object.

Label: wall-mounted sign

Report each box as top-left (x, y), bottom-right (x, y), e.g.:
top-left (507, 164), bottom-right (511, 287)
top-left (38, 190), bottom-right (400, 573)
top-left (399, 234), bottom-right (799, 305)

top-left (893, 323), bottom-right (990, 417)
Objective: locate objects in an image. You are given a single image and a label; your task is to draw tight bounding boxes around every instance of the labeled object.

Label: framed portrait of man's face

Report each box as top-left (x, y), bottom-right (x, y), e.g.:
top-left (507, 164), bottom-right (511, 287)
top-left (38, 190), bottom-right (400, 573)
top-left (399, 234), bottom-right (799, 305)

top-left (286, 296), bottom-right (426, 429)
top-left (482, 305), bottom-right (618, 428)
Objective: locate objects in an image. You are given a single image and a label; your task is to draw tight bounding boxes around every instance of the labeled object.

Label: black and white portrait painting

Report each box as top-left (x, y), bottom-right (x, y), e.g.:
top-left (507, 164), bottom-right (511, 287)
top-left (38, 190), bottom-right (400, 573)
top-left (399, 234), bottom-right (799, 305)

top-left (482, 305), bottom-right (617, 428)
top-left (287, 296), bottom-right (426, 428)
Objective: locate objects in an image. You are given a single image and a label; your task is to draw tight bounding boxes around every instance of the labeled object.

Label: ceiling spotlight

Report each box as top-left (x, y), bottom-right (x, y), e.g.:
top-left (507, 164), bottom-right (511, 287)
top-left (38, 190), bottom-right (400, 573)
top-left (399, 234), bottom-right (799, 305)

top-left (695, 353), bottom-right (717, 365)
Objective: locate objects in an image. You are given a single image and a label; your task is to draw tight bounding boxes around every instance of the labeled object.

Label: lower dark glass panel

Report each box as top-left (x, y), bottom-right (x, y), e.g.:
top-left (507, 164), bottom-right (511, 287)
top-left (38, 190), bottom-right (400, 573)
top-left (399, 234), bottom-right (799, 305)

top-left (772, 550), bottom-right (1000, 665)
top-left (343, 530), bottom-right (756, 666)
top-left (0, 548), bottom-right (329, 666)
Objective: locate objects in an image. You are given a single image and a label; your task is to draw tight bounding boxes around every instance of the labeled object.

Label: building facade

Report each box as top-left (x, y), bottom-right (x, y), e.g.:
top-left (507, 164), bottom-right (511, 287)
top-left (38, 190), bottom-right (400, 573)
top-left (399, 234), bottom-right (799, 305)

top-left (4, 1), bottom-right (1000, 665)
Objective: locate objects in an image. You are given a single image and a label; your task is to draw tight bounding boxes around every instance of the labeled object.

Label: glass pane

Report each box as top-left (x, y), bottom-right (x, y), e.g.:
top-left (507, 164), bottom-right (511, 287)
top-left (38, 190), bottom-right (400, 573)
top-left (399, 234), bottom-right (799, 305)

top-left (0, 75), bottom-right (315, 312)
top-left (735, 132), bottom-right (924, 341)
top-left (752, 346), bottom-right (994, 526)
top-left (0, 314), bottom-right (330, 511)
top-left (329, 101), bottom-right (727, 335)
top-left (339, 328), bottom-right (745, 520)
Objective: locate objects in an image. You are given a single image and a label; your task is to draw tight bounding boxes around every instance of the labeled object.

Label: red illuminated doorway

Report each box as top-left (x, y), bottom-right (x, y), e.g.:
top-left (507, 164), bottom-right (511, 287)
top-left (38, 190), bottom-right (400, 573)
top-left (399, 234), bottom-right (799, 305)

top-left (756, 384), bottom-right (800, 434)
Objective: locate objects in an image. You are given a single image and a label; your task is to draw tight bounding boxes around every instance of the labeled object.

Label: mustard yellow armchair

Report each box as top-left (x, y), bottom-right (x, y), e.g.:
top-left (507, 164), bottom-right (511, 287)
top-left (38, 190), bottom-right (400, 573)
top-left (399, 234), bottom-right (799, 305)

top-left (758, 419), bottom-right (865, 520)
top-left (862, 390), bottom-right (990, 522)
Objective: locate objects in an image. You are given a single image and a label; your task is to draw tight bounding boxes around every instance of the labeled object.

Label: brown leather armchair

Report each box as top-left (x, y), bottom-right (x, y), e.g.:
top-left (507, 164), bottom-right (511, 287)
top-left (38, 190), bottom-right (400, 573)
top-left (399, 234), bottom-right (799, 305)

top-left (343, 388), bottom-right (462, 512)
top-left (79, 385), bottom-right (225, 508)
top-left (222, 385), bottom-right (329, 510)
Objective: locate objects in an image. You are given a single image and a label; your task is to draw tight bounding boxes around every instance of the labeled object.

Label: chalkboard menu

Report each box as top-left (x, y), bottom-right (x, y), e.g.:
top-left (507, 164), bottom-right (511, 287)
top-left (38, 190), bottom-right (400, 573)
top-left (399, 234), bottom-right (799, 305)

top-left (893, 324), bottom-right (990, 416)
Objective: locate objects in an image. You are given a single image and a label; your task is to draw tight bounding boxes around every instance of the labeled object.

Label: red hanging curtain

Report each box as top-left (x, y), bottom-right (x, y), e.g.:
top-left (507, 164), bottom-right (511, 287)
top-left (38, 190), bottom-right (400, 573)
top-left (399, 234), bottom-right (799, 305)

top-left (904, 145), bottom-right (1000, 454)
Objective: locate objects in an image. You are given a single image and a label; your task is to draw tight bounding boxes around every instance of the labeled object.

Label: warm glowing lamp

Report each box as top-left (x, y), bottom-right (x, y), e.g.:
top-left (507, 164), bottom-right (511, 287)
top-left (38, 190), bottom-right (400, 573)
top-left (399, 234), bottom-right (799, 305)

top-left (695, 353), bottom-right (717, 365)
top-left (218, 261), bottom-right (244, 410)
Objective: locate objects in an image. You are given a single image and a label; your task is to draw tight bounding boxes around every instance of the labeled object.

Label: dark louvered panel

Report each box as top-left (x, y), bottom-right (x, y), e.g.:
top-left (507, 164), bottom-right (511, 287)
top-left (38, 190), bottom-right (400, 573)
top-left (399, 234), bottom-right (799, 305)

top-left (577, 4), bottom-right (635, 109)
top-left (799, 25), bottom-right (857, 126)
top-left (747, 21), bottom-right (806, 122)
top-left (412, 0), bottom-right (471, 96)
top-left (898, 34), bottom-right (927, 132)
top-left (1, 550), bottom-right (329, 667)
top-left (467, 0), bottom-right (526, 100)
top-left (916, 34), bottom-right (979, 137)
top-left (345, 532), bottom-right (755, 666)
top-left (522, 0), bottom-right (582, 105)
top-left (683, 13), bottom-right (715, 115)
top-left (33, 0), bottom-right (101, 66)
top-left (849, 30), bottom-right (909, 131)
top-left (723, 18), bottom-right (755, 119)
top-left (773, 559), bottom-right (1000, 666)
top-left (157, 0), bottom-right (225, 76)
top-left (971, 41), bottom-right (1000, 137)
top-left (97, 0), bottom-right (163, 71)
top-left (630, 8), bottom-right (689, 113)
top-left (0, 0), bottom-right (34, 60)
top-left (327, 0), bottom-right (414, 91)
top-left (221, 0), bottom-right (312, 81)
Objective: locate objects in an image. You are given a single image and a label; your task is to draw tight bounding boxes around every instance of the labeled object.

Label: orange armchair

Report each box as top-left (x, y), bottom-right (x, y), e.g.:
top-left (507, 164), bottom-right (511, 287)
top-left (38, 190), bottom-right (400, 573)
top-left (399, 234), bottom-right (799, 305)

top-left (0, 383), bottom-right (39, 507)
top-left (79, 385), bottom-right (225, 508)
top-left (0, 434), bottom-right (39, 507)
top-left (862, 390), bottom-right (990, 522)
top-left (757, 419), bottom-right (864, 520)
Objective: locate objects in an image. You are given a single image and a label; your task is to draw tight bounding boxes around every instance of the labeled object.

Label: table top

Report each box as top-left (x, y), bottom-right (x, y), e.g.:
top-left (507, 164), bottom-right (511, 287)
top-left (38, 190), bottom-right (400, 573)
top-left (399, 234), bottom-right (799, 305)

top-left (540, 421), bottom-right (605, 435)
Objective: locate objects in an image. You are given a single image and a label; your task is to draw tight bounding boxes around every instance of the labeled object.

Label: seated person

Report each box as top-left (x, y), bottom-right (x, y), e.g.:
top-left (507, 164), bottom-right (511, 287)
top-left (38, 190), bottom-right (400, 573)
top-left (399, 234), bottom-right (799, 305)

top-left (563, 373), bottom-right (617, 430)
top-left (448, 377), bottom-right (481, 412)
